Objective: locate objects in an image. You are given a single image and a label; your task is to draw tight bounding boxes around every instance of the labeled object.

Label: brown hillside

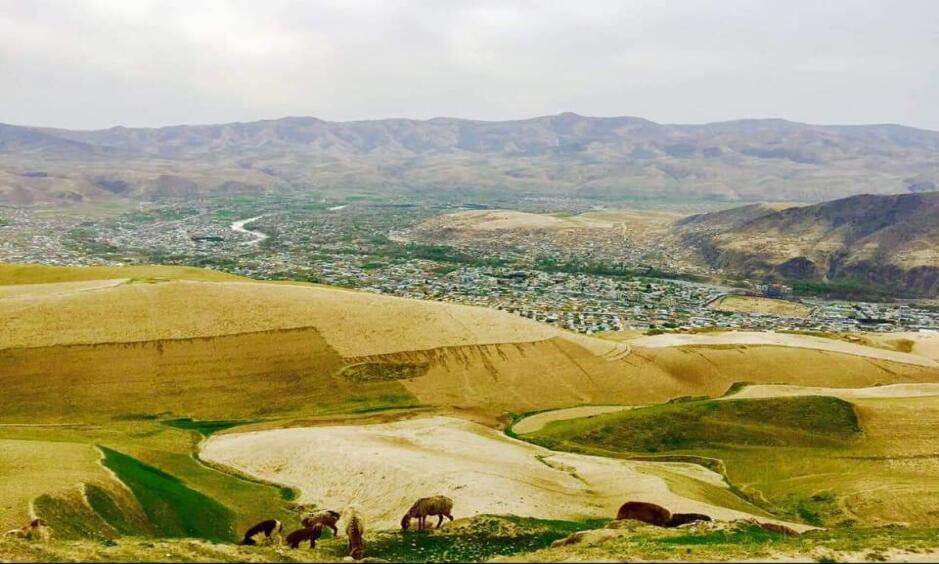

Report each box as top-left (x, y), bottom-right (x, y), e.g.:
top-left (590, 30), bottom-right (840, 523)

top-left (1, 273), bottom-right (937, 422)
top-left (677, 192), bottom-right (939, 296)
top-left (3, 115), bottom-right (939, 204)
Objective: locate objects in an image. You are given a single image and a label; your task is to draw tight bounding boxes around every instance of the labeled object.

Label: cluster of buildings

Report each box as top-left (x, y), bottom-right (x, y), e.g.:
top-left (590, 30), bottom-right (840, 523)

top-left (1, 201), bottom-right (937, 335)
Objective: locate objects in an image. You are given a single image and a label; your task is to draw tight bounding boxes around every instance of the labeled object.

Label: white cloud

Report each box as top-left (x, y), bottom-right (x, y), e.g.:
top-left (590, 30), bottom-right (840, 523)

top-left (0, 0), bottom-right (937, 129)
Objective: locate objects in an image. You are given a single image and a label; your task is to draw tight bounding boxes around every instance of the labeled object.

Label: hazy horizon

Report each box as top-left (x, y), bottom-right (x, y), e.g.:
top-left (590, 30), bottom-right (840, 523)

top-left (5, 111), bottom-right (939, 133)
top-left (2, 0), bottom-right (938, 130)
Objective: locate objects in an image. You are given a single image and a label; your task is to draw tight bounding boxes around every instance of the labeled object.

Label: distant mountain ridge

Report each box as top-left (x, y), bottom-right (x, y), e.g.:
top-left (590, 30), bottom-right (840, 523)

top-left (1, 113), bottom-right (938, 204)
top-left (676, 191), bottom-right (939, 297)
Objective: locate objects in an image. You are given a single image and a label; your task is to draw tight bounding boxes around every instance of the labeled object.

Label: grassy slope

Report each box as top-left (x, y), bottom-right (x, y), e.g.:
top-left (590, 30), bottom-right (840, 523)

top-left (5, 516), bottom-right (939, 562)
top-left (500, 520), bottom-right (939, 563)
top-left (3, 263), bottom-right (939, 560)
top-left (98, 448), bottom-right (234, 541)
top-left (0, 421), bottom-right (297, 539)
top-left (0, 515), bottom-right (611, 563)
top-left (532, 396), bottom-right (860, 452)
top-left (528, 395), bottom-right (939, 528)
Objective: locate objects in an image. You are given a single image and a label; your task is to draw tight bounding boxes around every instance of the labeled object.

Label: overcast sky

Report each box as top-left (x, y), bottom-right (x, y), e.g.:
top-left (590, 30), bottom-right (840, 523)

top-left (1, 0), bottom-right (937, 130)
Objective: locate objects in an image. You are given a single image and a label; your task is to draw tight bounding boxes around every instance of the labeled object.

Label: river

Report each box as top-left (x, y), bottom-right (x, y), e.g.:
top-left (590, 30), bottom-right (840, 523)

top-left (230, 216), bottom-right (269, 245)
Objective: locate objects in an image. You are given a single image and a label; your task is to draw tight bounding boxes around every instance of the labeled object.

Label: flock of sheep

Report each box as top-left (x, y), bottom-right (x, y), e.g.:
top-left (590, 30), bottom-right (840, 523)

top-left (5, 496), bottom-right (798, 560)
top-left (240, 495), bottom-right (455, 560)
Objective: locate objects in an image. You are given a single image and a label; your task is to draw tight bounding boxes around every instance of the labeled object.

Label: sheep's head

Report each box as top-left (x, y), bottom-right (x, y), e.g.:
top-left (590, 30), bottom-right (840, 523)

top-left (400, 513), bottom-right (411, 530)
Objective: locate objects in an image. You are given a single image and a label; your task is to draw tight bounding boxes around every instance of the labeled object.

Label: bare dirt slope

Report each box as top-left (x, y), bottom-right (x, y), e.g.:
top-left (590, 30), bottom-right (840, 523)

top-left (202, 416), bottom-right (797, 531)
top-left (629, 331), bottom-right (938, 368)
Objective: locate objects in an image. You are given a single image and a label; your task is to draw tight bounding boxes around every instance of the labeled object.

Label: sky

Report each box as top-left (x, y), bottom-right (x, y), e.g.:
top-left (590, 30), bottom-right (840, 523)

top-left (1, 0), bottom-right (937, 130)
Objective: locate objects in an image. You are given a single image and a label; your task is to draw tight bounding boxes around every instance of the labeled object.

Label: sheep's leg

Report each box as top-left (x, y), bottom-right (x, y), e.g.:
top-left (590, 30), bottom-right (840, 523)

top-left (436, 514), bottom-right (444, 528)
top-left (330, 524), bottom-right (339, 537)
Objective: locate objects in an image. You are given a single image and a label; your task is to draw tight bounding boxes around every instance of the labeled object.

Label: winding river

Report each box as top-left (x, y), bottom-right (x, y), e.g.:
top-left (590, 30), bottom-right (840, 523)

top-left (230, 216), bottom-right (269, 245)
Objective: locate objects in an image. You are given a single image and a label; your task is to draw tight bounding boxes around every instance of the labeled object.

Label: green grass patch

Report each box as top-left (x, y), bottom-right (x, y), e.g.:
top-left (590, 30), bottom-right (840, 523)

top-left (162, 418), bottom-right (254, 436)
top-left (99, 446), bottom-right (235, 541)
top-left (367, 516), bottom-right (606, 563)
top-left (659, 523), bottom-right (784, 546)
top-left (532, 396), bottom-right (860, 453)
top-left (313, 389), bottom-right (424, 415)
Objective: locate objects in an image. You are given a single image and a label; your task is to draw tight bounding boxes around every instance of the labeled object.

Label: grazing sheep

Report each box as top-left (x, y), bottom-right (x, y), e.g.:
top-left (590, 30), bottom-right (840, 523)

top-left (400, 495), bottom-right (454, 530)
top-left (616, 501), bottom-right (672, 527)
top-left (285, 523), bottom-right (323, 549)
top-left (239, 519), bottom-right (283, 546)
top-left (344, 507), bottom-right (365, 560)
top-left (301, 509), bottom-right (341, 536)
top-left (4, 518), bottom-right (50, 542)
top-left (667, 513), bottom-right (712, 527)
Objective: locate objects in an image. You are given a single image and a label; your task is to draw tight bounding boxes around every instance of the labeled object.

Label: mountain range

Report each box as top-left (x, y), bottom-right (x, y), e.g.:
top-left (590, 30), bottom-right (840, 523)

top-left (1, 113), bottom-right (938, 204)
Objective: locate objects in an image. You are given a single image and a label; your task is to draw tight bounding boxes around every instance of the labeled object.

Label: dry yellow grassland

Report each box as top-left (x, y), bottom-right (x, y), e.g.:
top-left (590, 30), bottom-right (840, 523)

top-left (710, 295), bottom-right (813, 317)
top-left (0, 439), bottom-right (115, 530)
top-left (202, 416), bottom-right (801, 531)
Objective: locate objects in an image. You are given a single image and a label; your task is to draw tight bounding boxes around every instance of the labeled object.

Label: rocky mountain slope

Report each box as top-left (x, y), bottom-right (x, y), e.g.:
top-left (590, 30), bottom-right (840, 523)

top-left (2, 114), bottom-right (938, 204)
top-left (676, 192), bottom-right (939, 297)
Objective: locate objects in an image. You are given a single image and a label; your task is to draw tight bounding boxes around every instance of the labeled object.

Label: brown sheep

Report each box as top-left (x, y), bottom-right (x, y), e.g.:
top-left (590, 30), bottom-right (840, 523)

top-left (285, 523), bottom-right (323, 549)
top-left (239, 519), bottom-right (283, 546)
top-left (616, 501), bottom-right (672, 527)
top-left (301, 509), bottom-right (341, 537)
top-left (344, 507), bottom-right (365, 560)
top-left (400, 495), bottom-right (454, 530)
top-left (4, 518), bottom-right (50, 542)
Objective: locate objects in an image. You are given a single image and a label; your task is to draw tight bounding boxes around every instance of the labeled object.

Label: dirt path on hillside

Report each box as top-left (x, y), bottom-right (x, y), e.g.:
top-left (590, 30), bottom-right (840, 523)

top-left (629, 331), bottom-right (938, 367)
top-left (725, 383), bottom-right (939, 401)
top-left (202, 416), bottom-right (805, 532)
top-left (512, 405), bottom-right (637, 435)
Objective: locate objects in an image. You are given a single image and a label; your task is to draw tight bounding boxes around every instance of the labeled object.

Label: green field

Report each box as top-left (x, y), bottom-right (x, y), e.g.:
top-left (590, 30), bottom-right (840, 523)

top-left (526, 395), bottom-right (939, 528)
top-left (530, 396), bottom-right (860, 453)
top-left (0, 419), bottom-right (297, 539)
top-left (99, 448), bottom-right (235, 541)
